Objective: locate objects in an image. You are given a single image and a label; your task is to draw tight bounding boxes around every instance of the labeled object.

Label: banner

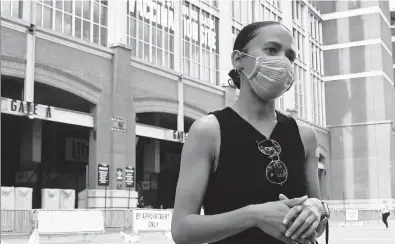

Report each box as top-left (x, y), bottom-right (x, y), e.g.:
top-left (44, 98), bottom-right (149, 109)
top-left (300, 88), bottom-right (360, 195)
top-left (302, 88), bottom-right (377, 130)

top-left (129, 0), bottom-right (175, 31)
top-left (183, 1), bottom-right (218, 51)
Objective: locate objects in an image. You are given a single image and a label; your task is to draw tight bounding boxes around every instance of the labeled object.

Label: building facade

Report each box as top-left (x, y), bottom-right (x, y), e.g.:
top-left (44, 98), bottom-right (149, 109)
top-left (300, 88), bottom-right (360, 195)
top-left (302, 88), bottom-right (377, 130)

top-left (321, 0), bottom-right (395, 209)
top-left (0, 0), bottom-right (392, 209)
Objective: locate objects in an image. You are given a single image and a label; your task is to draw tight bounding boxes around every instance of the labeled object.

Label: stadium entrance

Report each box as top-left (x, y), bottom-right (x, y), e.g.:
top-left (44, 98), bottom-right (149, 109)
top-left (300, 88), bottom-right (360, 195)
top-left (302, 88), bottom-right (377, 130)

top-left (135, 112), bottom-right (194, 208)
top-left (1, 76), bottom-right (94, 208)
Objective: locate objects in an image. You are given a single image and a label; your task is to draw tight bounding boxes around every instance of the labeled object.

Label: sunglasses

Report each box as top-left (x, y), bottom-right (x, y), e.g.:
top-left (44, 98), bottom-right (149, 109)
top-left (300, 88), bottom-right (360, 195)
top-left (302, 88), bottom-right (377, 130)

top-left (256, 139), bottom-right (288, 185)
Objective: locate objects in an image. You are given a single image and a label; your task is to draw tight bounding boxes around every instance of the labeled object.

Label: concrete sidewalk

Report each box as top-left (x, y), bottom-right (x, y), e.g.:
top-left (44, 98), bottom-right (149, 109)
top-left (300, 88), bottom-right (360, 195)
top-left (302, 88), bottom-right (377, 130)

top-left (2, 232), bottom-right (175, 244)
top-left (2, 220), bottom-right (395, 244)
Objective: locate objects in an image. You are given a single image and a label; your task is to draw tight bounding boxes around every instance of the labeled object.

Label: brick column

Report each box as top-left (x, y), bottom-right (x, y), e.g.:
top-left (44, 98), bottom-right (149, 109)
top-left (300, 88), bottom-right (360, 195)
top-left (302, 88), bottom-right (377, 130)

top-left (84, 45), bottom-right (138, 209)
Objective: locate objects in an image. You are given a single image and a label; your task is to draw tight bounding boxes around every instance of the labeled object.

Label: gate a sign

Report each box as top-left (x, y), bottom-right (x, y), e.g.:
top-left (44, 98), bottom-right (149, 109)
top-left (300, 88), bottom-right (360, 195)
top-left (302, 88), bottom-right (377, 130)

top-left (98, 164), bottom-right (109, 186)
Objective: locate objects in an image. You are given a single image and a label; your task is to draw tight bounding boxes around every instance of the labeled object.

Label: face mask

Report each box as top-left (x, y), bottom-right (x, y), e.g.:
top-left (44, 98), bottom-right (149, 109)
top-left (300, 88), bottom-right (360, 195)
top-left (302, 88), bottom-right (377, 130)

top-left (241, 53), bottom-right (295, 100)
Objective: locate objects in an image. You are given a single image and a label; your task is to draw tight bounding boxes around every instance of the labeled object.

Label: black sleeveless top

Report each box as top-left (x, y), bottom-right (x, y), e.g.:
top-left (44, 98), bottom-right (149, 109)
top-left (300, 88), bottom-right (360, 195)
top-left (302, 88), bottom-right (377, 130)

top-left (203, 107), bottom-right (307, 244)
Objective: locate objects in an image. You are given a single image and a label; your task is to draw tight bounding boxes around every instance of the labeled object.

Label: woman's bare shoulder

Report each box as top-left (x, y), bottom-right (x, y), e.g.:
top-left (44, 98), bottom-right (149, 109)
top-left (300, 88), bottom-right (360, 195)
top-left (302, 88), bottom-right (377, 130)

top-left (188, 114), bottom-right (220, 140)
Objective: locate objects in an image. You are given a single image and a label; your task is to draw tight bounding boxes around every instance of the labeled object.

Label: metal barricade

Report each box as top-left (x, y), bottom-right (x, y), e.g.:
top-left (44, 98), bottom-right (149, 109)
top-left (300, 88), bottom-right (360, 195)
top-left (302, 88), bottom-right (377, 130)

top-left (328, 209), bottom-right (383, 226)
top-left (1, 210), bottom-right (33, 234)
top-left (102, 209), bottom-right (134, 230)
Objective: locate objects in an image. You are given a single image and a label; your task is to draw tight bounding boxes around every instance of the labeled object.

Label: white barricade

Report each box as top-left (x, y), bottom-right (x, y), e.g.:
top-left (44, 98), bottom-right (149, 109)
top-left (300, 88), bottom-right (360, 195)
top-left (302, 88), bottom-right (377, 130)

top-left (41, 189), bottom-right (60, 210)
top-left (1, 187), bottom-right (15, 209)
top-left (132, 209), bottom-right (173, 234)
top-left (15, 187), bottom-right (33, 210)
top-left (37, 210), bottom-right (104, 234)
top-left (60, 189), bottom-right (75, 209)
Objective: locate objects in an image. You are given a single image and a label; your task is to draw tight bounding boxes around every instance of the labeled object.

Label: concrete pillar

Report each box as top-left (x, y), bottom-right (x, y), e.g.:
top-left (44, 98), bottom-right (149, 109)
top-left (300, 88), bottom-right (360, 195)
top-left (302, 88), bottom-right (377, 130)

top-left (321, 0), bottom-right (394, 208)
top-left (84, 45), bottom-right (138, 209)
top-left (107, 0), bottom-right (128, 46)
top-left (280, 0), bottom-right (296, 113)
top-left (217, 0), bottom-right (233, 84)
top-left (143, 139), bottom-right (160, 181)
top-left (20, 119), bottom-right (42, 166)
top-left (23, 0), bottom-right (36, 103)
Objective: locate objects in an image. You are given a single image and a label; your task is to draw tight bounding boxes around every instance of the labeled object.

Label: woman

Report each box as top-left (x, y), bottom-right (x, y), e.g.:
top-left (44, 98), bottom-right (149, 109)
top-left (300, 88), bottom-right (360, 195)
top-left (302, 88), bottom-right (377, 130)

top-left (171, 21), bottom-right (329, 244)
top-left (381, 200), bottom-right (390, 229)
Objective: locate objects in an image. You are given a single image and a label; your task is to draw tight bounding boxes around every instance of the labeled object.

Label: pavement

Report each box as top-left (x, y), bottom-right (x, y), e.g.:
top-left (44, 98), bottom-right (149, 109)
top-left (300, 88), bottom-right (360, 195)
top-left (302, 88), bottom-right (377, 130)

top-left (2, 220), bottom-right (395, 244)
top-left (1, 232), bottom-right (175, 244)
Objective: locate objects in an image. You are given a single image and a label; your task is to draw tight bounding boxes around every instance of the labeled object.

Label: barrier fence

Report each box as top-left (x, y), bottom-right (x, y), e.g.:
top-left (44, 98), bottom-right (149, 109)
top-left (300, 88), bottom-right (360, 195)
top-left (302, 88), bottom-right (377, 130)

top-left (1, 209), bottom-right (173, 235)
top-left (1, 210), bottom-right (32, 234)
top-left (1, 209), bottom-right (394, 234)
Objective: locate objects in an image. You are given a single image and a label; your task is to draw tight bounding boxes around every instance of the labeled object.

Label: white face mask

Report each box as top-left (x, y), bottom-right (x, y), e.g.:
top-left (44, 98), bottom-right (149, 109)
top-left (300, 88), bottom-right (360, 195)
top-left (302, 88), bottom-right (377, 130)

top-left (241, 53), bottom-right (295, 100)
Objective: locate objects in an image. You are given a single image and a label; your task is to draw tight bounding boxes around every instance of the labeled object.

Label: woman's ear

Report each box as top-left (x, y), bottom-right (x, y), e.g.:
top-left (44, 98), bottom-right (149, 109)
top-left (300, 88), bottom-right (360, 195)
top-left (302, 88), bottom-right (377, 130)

top-left (231, 50), bottom-right (244, 71)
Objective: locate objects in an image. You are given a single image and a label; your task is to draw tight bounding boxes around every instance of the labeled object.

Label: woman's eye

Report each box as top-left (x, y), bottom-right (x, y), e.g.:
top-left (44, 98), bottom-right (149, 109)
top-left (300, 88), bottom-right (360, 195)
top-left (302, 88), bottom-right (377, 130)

top-left (266, 48), bottom-right (277, 54)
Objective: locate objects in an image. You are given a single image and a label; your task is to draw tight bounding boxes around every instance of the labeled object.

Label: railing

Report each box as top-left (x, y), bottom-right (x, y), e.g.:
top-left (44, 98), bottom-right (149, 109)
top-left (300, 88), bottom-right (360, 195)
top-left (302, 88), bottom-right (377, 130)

top-left (1, 209), bottom-right (136, 234)
top-left (103, 209), bottom-right (134, 229)
top-left (1, 210), bottom-right (32, 234)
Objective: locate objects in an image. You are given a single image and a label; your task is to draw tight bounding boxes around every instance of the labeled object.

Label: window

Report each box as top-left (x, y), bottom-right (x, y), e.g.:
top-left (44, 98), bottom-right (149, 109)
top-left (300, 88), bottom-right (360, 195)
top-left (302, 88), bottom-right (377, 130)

top-left (293, 28), bottom-right (304, 62)
top-left (308, 12), bottom-right (324, 125)
top-left (292, 0), bottom-right (304, 27)
top-left (265, 0), bottom-right (280, 10)
top-left (127, 0), bottom-right (175, 70)
top-left (1, 0), bottom-right (22, 19)
top-left (183, 1), bottom-right (219, 85)
top-left (232, 27), bottom-right (240, 47)
top-left (202, 0), bottom-right (218, 8)
top-left (261, 5), bottom-right (281, 22)
top-left (260, 0), bottom-right (282, 22)
top-left (232, 0), bottom-right (252, 25)
top-left (294, 64), bottom-right (307, 118)
top-left (35, 0), bottom-right (108, 46)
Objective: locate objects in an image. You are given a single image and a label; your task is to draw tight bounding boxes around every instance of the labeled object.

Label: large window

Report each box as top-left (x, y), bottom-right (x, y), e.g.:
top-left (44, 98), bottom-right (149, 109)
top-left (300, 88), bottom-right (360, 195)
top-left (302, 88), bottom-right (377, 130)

top-left (127, 0), bottom-right (175, 70)
top-left (292, 0), bottom-right (304, 27)
top-left (292, 28), bottom-right (305, 62)
top-left (1, 0), bottom-right (23, 19)
top-left (232, 0), bottom-right (252, 25)
top-left (309, 12), bottom-right (324, 125)
top-left (232, 26), bottom-right (240, 47)
top-left (294, 64), bottom-right (308, 118)
top-left (261, 0), bottom-right (282, 22)
top-left (202, 0), bottom-right (218, 8)
top-left (292, 27), bottom-right (307, 117)
top-left (183, 1), bottom-right (219, 85)
top-left (35, 0), bottom-right (108, 46)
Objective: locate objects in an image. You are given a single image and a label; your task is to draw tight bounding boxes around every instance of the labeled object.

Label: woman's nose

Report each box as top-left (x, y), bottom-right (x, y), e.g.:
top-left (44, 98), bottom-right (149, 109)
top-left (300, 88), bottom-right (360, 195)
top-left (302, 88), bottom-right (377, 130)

top-left (276, 51), bottom-right (287, 57)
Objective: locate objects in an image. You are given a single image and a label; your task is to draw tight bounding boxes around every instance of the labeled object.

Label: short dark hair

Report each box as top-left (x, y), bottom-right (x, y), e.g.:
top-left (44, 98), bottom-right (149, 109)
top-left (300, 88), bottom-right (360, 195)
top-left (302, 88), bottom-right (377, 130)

top-left (228, 21), bottom-right (282, 89)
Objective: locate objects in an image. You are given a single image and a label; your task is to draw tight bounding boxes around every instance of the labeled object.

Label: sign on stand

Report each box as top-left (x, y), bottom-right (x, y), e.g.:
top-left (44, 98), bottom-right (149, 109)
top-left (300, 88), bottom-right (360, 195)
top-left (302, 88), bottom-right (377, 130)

top-left (345, 210), bottom-right (359, 221)
top-left (98, 164), bottom-right (109, 210)
top-left (132, 209), bottom-right (172, 234)
top-left (125, 166), bottom-right (135, 187)
top-left (125, 166), bottom-right (135, 209)
top-left (98, 164), bottom-right (109, 186)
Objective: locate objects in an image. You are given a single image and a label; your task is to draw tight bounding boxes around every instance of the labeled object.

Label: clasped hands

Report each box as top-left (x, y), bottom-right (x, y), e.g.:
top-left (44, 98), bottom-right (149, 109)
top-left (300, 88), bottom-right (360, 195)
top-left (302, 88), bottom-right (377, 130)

top-left (254, 194), bottom-right (325, 244)
top-left (279, 194), bottom-right (324, 244)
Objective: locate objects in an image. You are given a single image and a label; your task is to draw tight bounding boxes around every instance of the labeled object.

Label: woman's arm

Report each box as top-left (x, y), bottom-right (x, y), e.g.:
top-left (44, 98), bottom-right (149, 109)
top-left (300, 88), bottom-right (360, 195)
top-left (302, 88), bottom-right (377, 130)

top-left (282, 125), bottom-right (326, 240)
top-left (171, 116), bottom-right (258, 244)
top-left (301, 125), bottom-right (326, 237)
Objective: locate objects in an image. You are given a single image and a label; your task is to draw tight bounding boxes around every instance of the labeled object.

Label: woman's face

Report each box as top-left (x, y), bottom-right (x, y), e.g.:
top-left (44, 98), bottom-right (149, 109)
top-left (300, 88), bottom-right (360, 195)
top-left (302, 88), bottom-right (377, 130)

top-left (236, 24), bottom-right (296, 77)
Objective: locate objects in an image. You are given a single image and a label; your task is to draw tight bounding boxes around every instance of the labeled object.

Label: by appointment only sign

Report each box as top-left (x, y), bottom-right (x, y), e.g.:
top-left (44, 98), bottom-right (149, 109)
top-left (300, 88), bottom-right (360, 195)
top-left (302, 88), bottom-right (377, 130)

top-left (132, 209), bottom-right (172, 233)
